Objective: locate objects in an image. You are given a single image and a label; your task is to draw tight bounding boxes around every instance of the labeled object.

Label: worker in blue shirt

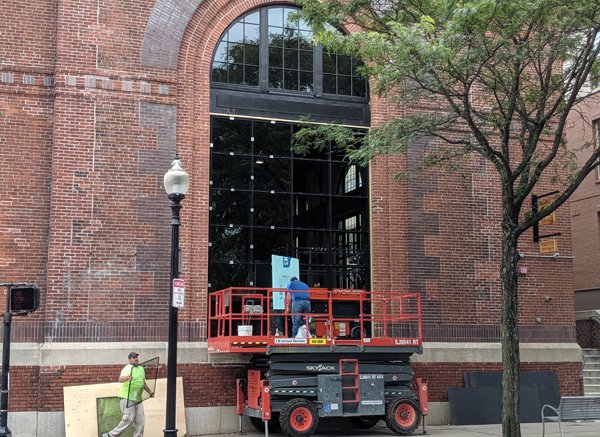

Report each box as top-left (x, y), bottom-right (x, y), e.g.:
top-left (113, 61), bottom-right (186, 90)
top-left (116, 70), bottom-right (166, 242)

top-left (287, 277), bottom-right (311, 337)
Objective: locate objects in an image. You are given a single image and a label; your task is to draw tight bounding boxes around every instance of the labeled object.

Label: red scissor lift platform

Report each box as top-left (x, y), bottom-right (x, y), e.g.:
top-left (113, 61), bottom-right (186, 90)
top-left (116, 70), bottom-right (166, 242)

top-left (208, 288), bottom-right (429, 437)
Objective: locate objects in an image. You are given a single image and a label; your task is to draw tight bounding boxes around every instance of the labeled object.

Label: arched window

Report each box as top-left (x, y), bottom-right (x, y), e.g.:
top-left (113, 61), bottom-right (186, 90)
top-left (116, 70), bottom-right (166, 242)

top-left (211, 6), bottom-right (367, 97)
top-left (342, 165), bottom-right (363, 194)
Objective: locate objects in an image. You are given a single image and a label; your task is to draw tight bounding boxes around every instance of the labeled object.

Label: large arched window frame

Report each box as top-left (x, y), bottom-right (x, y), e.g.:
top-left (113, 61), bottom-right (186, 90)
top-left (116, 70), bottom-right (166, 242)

top-left (210, 6), bottom-right (370, 126)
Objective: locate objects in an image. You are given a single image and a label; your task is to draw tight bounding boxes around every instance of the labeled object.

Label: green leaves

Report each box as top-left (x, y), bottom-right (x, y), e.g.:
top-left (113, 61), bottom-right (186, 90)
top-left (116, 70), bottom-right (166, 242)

top-left (295, 0), bottom-right (599, 197)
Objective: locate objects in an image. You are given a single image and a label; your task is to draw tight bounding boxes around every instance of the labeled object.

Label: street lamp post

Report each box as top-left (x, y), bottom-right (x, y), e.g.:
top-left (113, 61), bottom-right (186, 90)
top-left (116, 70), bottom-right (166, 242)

top-left (163, 155), bottom-right (189, 437)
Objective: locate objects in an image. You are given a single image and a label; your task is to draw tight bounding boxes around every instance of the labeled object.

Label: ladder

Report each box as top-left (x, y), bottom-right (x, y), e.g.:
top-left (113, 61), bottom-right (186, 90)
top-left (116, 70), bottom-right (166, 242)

top-left (339, 358), bottom-right (360, 409)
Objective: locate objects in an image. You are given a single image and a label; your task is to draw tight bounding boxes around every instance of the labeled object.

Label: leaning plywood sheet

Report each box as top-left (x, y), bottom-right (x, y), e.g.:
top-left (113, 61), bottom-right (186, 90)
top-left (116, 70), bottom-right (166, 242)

top-left (63, 377), bottom-right (186, 437)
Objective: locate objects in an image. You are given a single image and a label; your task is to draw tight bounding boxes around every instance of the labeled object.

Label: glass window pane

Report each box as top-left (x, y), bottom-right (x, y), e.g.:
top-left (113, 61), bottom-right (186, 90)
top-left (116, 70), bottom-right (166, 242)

top-left (214, 41), bottom-right (228, 62)
top-left (229, 63), bottom-right (244, 84)
top-left (244, 23), bottom-right (260, 42)
top-left (299, 51), bottom-right (313, 71)
top-left (211, 62), bottom-right (228, 83)
top-left (323, 53), bottom-right (336, 74)
top-left (352, 59), bottom-right (364, 75)
top-left (352, 78), bottom-right (366, 97)
top-left (268, 7), bottom-right (284, 27)
top-left (210, 226), bottom-right (250, 263)
top-left (323, 74), bottom-right (337, 94)
top-left (254, 121), bottom-right (291, 156)
top-left (284, 28), bottom-right (298, 49)
top-left (299, 31), bottom-right (313, 50)
top-left (254, 157), bottom-right (292, 191)
top-left (332, 197), bottom-right (362, 219)
top-left (211, 154), bottom-right (252, 190)
top-left (284, 69), bottom-right (298, 90)
top-left (284, 49), bottom-right (298, 69)
top-left (245, 11), bottom-right (260, 25)
top-left (211, 118), bottom-right (252, 152)
top-left (299, 18), bottom-right (311, 31)
top-left (209, 262), bottom-right (250, 290)
top-left (253, 228), bottom-right (291, 262)
top-left (338, 75), bottom-right (352, 95)
top-left (284, 8), bottom-right (298, 28)
top-left (245, 66), bottom-right (259, 86)
top-left (210, 189), bottom-right (252, 225)
top-left (228, 42), bottom-right (244, 64)
top-left (269, 68), bottom-right (283, 89)
top-left (254, 192), bottom-right (292, 227)
top-left (299, 72), bottom-right (313, 92)
top-left (245, 44), bottom-right (259, 65)
top-left (294, 230), bottom-right (329, 264)
top-left (294, 194), bottom-right (328, 228)
top-left (338, 55), bottom-right (351, 75)
top-left (292, 125), bottom-right (331, 159)
top-left (228, 22), bottom-right (244, 43)
top-left (269, 47), bottom-right (283, 68)
top-left (293, 160), bottom-right (328, 192)
top-left (268, 27), bottom-right (284, 47)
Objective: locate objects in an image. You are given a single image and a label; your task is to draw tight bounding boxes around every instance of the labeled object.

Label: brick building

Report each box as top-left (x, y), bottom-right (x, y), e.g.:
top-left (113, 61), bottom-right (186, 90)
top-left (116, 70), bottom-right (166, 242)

top-left (0, 0), bottom-right (581, 435)
top-left (566, 90), bottom-right (600, 312)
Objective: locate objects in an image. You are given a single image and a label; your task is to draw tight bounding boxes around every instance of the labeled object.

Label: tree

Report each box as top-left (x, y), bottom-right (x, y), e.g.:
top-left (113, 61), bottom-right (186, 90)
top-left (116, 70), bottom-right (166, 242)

top-left (295, 1), bottom-right (600, 436)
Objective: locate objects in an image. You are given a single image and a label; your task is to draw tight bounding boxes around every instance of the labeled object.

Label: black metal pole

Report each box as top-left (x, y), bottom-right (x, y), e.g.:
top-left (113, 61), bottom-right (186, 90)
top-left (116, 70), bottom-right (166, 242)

top-left (164, 193), bottom-right (183, 437)
top-left (0, 312), bottom-right (13, 437)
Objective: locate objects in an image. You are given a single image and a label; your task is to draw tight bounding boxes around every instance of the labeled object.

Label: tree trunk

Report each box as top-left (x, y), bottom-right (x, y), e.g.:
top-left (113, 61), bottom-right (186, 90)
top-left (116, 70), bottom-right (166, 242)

top-left (501, 215), bottom-right (521, 437)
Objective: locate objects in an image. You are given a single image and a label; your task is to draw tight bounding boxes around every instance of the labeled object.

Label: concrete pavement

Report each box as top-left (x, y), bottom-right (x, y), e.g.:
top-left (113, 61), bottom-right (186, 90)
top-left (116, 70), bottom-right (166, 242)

top-left (214, 420), bottom-right (600, 437)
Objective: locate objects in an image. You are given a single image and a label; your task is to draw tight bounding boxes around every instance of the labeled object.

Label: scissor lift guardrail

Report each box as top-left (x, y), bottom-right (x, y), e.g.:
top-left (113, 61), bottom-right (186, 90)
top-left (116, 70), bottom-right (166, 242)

top-left (208, 287), bottom-right (422, 354)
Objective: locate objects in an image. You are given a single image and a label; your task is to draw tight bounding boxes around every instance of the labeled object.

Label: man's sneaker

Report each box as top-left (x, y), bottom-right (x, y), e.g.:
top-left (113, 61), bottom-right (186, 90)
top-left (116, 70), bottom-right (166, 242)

top-left (101, 433), bottom-right (110, 437)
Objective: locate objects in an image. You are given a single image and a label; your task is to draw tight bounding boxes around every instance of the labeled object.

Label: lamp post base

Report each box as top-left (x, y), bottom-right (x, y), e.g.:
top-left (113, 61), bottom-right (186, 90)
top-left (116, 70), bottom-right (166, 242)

top-left (163, 428), bottom-right (178, 437)
top-left (0, 425), bottom-right (12, 437)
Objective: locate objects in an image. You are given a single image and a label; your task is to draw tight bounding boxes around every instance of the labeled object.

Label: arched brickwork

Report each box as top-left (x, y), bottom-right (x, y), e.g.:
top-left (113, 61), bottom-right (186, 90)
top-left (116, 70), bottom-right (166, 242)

top-left (141, 0), bottom-right (205, 69)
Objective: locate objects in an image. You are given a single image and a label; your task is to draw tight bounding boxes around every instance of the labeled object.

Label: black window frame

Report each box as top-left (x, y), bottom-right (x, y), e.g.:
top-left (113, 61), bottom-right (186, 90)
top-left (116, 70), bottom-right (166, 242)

top-left (211, 5), bottom-right (370, 127)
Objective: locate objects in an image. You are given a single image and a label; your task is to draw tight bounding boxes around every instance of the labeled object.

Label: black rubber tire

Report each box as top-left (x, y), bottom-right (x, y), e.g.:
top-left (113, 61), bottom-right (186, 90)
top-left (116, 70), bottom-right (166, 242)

top-left (349, 416), bottom-right (381, 429)
top-left (279, 398), bottom-right (319, 437)
top-left (250, 415), bottom-right (282, 433)
top-left (385, 398), bottom-right (421, 435)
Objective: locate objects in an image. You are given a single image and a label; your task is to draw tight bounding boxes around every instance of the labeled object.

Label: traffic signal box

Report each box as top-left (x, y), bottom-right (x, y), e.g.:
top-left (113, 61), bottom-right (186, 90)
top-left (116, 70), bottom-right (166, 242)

top-left (9, 285), bottom-right (40, 314)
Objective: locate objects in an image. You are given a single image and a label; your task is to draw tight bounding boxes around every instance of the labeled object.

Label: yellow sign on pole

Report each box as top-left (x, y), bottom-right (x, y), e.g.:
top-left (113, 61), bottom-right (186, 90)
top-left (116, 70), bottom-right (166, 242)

top-left (539, 197), bottom-right (556, 226)
top-left (540, 239), bottom-right (557, 254)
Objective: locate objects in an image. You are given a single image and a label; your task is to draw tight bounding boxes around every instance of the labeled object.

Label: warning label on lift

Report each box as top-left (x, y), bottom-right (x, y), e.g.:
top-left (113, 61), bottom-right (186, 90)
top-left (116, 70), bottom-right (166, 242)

top-left (309, 338), bottom-right (326, 345)
top-left (274, 338), bottom-right (307, 345)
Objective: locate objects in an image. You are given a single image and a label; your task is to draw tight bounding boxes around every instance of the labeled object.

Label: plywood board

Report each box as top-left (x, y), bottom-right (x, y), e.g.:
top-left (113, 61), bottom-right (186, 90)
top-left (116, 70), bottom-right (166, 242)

top-left (64, 377), bottom-right (186, 437)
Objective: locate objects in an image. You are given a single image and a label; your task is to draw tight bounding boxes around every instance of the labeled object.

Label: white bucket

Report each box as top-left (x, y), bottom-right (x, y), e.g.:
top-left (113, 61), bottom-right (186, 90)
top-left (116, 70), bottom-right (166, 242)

top-left (237, 325), bottom-right (253, 336)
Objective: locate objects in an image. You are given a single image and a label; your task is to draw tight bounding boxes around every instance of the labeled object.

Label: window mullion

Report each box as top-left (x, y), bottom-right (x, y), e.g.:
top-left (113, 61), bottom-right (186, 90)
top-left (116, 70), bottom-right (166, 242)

top-left (314, 43), bottom-right (323, 96)
top-left (259, 8), bottom-right (269, 91)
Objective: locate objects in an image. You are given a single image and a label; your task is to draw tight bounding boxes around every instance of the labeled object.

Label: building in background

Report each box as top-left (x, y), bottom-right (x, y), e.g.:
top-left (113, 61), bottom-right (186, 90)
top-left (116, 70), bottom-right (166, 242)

top-left (566, 81), bottom-right (600, 311)
top-left (0, 0), bottom-right (581, 435)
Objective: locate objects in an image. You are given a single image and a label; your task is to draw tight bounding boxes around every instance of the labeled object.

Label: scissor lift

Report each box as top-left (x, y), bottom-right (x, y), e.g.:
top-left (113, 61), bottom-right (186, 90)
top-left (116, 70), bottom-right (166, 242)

top-left (208, 288), bottom-right (428, 437)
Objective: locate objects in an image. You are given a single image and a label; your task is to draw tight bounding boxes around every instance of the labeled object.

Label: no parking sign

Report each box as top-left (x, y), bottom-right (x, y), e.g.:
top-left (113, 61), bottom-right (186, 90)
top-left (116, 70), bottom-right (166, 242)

top-left (172, 278), bottom-right (185, 308)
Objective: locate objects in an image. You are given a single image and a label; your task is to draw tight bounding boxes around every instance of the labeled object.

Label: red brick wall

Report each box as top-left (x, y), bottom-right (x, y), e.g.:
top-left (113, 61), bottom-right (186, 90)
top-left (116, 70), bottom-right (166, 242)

top-left (566, 93), bottom-right (600, 302)
top-left (5, 361), bottom-right (580, 412)
top-left (9, 363), bottom-right (245, 412)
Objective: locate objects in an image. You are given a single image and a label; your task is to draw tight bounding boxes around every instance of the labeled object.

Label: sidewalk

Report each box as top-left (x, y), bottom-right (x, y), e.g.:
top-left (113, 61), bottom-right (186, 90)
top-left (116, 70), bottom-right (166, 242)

top-left (216, 420), bottom-right (600, 437)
